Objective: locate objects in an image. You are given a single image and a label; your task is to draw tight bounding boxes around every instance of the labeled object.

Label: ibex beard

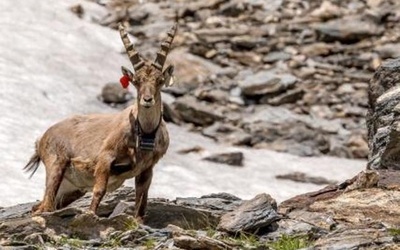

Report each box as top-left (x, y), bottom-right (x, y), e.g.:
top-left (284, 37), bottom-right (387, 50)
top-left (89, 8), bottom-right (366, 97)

top-left (24, 23), bottom-right (177, 221)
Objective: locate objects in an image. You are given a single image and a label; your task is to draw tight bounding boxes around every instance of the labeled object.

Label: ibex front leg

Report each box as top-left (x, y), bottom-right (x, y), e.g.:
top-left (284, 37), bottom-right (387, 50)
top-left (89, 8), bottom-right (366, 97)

top-left (89, 154), bottom-right (114, 214)
top-left (134, 167), bottom-right (153, 221)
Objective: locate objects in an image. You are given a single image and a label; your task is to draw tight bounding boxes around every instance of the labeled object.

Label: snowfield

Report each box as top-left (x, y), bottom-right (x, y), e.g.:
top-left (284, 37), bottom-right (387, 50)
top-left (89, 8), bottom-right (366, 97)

top-left (0, 0), bottom-right (366, 207)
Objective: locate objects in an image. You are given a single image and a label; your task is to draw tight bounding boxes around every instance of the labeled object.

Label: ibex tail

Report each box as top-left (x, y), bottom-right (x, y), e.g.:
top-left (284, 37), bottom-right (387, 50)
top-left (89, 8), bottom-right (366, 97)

top-left (23, 141), bottom-right (41, 179)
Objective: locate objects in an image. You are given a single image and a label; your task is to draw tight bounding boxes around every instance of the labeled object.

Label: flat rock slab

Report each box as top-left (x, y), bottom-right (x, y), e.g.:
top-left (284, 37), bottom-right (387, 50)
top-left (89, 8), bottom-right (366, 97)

top-left (279, 170), bottom-right (400, 227)
top-left (173, 96), bottom-right (224, 126)
top-left (314, 16), bottom-right (384, 43)
top-left (275, 171), bottom-right (336, 185)
top-left (375, 43), bottom-right (400, 59)
top-left (273, 170), bottom-right (400, 249)
top-left (202, 151), bottom-right (244, 166)
top-left (313, 228), bottom-right (394, 250)
top-left (239, 70), bottom-right (297, 97)
top-left (217, 193), bottom-right (280, 233)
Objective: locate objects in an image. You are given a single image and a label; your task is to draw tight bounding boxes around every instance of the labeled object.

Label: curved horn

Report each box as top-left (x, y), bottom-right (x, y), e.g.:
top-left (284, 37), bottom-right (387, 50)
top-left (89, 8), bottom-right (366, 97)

top-left (152, 23), bottom-right (178, 71)
top-left (119, 24), bottom-right (144, 72)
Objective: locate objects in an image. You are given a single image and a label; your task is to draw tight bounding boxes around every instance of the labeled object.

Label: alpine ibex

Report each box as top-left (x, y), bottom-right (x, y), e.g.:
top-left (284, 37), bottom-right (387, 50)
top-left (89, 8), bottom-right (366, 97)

top-left (24, 23), bottom-right (177, 220)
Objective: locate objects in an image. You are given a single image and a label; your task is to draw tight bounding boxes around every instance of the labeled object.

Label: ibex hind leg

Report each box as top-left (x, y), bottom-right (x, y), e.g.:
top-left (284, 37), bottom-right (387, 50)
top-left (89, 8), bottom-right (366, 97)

top-left (32, 155), bottom-right (69, 215)
top-left (55, 179), bottom-right (86, 209)
top-left (32, 184), bottom-right (85, 213)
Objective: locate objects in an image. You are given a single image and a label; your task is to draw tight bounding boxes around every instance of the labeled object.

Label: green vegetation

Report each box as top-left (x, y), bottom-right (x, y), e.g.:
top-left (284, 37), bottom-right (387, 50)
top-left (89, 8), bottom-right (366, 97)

top-left (143, 238), bottom-right (157, 249)
top-left (101, 234), bottom-right (122, 248)
top-left (206, 227), bottom-right (218, 238)
top-left (56, 235), bottom-right (85, 248)
top-left (124, 217), bottom-right (139, 231)
top-left (268, 234), bottom-right (312, 250)
top-left (235, 232), bottom-right (262, 248)
top-left (221, 232), bottom-right (262, 249)
top-left (388, 228), bottom-right (400, 236)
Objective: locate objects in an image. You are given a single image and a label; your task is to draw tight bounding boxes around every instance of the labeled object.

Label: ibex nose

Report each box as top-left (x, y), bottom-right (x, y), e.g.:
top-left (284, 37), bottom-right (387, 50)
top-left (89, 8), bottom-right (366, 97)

top-left (143, 96), bottom-right (153, 103)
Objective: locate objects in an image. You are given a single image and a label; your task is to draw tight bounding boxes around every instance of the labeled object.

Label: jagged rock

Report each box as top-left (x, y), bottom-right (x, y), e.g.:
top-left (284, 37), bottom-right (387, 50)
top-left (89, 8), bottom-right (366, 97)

top-left (127, 2), bottom-right (161, 24)
top-left (276, 172), bottom-right (336, 185)
top-left (374, 43), bottom-right (400, 59)
top-left (310, 1), bottom-right (342, 20)
top-left (276, 170), bottom-right (400, 249)
top-left (69, 4), bottom-right (84, 19)
top-left (202, 122), bottom-right (252, 146)
top-left (346, 134), bottom-right (369, 159)
top-left (218, 193), bottom-right (280, 233)
top-left (265, 217), bottom-right (322, 241)
top-left (238, 70), bottom-right (297, 97)
top-left (313, 227), bottom-right (394, 249)
top-left (263, 51), bottom-right (291, 63)
top-left (195, 88), bottom-right (231, 104)
top-left (262, 88), bottom-right (305, 105)
top-left (177, 146), bottom-right (204, 154)
top-left (178, 0), bottom-right (227, 18)
top-left (240, 106), bottom-right (348, 157)
top-left (69, 186), bottom-right (135, 216)
top-left (169, 225), bottom-right (230, 250)
top-left (202, 151), bottom-right (244, 166)
top-left (179, 192), bottom-right (243, 211)
top-left (146, 200), bottom-right (220, 229)
top-left (231, 36), bottom-right (266, 50)
top-left (168, 49), bottom-right (223, 90)
top-left (367, 57), bottom-right (400, 169)
top-left (173, 96), bottom-right (224, 126)
top-left (162, 101), bottom-right (181, 124)
top-left (146, 193), bottom-right (244, 229)
top-left (219, 1), bottom-right (246, 17)
top-left (314, 16), bottom-right (384, 43)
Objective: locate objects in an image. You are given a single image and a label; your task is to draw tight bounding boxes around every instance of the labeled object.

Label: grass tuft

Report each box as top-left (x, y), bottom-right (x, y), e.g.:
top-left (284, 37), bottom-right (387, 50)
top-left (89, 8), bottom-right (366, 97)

top-left (143, 238), bottom-right (157, 249)
top-left (222, 232), bottom-right (261, 249)
top-left (268, 234), bottom-right (312, 250)
top-left (124, 217), bottom-right (139, 231)
top-left (389, 228), bottom-right (400, 236)
top-left (57, 235), bottom-right (84, 248)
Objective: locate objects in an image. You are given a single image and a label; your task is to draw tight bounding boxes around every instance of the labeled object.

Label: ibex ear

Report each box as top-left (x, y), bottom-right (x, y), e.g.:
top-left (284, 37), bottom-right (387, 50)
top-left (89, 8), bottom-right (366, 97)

top-left (162, 64), bottom-right (175, 87)
top-left (121, 66), bottom-right (137, 87)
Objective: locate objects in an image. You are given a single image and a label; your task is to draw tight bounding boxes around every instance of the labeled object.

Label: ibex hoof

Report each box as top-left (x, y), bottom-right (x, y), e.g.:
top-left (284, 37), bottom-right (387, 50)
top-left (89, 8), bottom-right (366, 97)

top-left (84, 209), bottom-right (97, 216)
top-left (31, 205), bottom-right (54, 216)
top-left (31, 202), bottom-right (41, 213)
top-left (134, 216), bottom-right (144, 224)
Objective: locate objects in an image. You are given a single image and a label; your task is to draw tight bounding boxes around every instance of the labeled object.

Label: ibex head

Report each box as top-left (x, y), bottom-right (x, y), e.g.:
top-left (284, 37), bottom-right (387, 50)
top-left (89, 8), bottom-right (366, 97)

top-left (119, 23), bottom-right (177, 108)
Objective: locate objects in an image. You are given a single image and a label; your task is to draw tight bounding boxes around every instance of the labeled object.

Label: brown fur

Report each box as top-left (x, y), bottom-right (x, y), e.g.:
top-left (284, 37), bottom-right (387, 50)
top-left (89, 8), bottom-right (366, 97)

top-left (24, 24), bottom-right (177, 220)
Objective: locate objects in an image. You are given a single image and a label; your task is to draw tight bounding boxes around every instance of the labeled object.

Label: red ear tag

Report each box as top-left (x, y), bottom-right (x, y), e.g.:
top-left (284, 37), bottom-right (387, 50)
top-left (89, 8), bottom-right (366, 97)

top-left (120, 75), bottom-right (130, 88)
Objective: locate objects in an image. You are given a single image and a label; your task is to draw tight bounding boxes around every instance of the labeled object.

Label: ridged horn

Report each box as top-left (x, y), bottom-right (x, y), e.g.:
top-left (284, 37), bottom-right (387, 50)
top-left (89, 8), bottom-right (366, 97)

top-left (119, 23), bottom-right (144, 72)
top-left (152, 23), bottom-right (178, 71)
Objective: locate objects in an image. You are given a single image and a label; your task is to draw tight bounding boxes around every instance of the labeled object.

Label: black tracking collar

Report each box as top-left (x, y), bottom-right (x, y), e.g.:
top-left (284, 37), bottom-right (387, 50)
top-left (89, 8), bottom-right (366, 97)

top-left (135, 116), bottom-right (162, 151)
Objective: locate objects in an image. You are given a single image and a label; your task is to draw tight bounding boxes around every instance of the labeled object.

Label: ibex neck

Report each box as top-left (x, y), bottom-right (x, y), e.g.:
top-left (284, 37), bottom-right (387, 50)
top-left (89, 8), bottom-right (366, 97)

top-left (137, 99), bottom-right (162, 134)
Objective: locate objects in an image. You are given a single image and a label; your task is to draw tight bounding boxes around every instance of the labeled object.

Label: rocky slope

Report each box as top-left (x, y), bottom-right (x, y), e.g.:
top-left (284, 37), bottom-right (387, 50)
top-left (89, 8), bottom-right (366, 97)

top-left (1, 170), bottom-right (399, 249)
top-left (90, 0), bottom-right (400, 159)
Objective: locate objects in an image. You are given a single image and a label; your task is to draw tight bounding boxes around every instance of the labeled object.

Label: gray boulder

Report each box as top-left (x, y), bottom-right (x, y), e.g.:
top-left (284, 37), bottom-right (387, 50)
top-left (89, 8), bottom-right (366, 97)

top-left (367, 57), bottom-right (400, 169)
